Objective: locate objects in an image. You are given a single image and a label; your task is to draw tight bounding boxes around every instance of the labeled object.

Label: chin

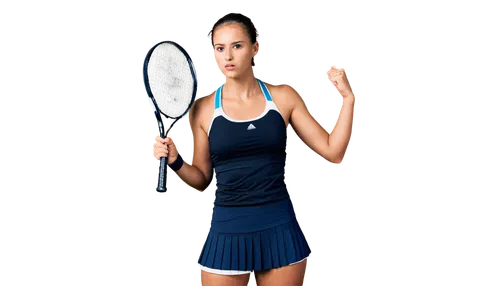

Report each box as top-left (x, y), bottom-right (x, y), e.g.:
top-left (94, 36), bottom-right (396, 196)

top-left (221, 70), bottom-right (253, 79)
top-left (223, 71), bottom-right (241, 79)
top-left (228, 74), bottom-right (241, 79)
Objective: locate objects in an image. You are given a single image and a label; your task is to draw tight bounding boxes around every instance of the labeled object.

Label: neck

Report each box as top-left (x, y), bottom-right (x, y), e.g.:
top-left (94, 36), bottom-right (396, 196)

top-left (223, 68), bottom-right (259, 101)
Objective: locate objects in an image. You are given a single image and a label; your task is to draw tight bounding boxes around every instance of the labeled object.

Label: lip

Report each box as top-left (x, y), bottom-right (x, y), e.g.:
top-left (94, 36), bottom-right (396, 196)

top-left (225, 64), bottom-right (235, 71)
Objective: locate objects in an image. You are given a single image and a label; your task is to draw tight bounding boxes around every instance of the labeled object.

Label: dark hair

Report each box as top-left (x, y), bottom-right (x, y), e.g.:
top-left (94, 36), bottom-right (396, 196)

top-left (208, 13), bottom-right (258, 66)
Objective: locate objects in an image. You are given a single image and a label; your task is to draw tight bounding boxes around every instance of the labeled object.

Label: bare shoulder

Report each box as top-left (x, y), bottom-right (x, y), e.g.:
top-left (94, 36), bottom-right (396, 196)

top-left (189, 91), bottom-right (216, 134)
top-left (261, 82), bottom-right (303, 125)
top-left (264, 82), bottom-right (302, 107)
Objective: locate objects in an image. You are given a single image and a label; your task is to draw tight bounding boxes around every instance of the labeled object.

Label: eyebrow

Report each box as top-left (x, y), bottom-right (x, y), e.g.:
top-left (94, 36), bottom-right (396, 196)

top-left (214, 41), bottom-right (244, 46)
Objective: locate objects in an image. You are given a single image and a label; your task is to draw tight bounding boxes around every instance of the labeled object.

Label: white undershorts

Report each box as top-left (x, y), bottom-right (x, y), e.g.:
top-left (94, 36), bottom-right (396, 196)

top-left (199, 256), bottom-right (308, 275)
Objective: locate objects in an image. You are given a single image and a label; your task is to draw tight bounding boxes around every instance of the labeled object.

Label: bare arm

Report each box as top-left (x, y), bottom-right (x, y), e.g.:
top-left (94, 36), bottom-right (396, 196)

top-left (288, 68), bottom-right (355, 163)
top-left (176, 98), bottom-right (212, 193)
top-left (327, 95), bottom-right (354, 162)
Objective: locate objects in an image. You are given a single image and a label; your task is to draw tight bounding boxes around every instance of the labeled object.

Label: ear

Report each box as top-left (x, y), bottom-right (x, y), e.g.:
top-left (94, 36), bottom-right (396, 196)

top-left (253, 41), bottom-right (259, 57)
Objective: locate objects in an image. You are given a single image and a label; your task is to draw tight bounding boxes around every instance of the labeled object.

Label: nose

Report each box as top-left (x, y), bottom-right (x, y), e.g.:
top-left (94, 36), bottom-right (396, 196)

top-left (224, 49), bottom-right (233, 61)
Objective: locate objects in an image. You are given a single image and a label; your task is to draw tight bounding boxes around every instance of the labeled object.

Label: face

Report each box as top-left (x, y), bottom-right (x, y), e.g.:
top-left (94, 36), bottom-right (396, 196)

top-left (213, 23), bottom-right (258, 78)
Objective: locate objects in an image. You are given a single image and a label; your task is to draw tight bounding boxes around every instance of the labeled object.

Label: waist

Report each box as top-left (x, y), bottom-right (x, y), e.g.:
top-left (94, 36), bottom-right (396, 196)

top-left (213, 155), bottom-right (287, 205)
top-left (212, 150), bottom-right (286, 171)
top-left (210, 197), bottom-right (296, 233)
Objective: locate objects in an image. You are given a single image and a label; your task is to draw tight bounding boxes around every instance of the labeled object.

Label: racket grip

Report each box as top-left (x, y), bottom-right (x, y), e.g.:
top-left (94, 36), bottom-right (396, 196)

top-left (156, 156), bottom-right (167, 192)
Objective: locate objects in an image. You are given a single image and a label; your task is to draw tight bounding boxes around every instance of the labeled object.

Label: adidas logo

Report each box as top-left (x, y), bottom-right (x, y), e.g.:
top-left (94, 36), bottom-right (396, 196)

top-left (247, 123), bottom-right (256, 130)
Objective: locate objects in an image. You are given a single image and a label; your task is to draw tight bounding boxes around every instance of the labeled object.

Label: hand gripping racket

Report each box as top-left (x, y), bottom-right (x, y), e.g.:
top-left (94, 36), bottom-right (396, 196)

top-left (143, 41), bottom-right (197, 192)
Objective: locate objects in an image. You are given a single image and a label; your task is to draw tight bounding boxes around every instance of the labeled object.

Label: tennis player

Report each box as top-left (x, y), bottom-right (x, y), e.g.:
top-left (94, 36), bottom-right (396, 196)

top-left (153, 13), bottom-right (355, 286)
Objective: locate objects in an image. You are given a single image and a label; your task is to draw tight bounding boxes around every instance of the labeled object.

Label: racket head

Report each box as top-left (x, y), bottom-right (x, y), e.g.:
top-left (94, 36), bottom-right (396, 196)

top-left (143, 41), bottom-right (197, 121)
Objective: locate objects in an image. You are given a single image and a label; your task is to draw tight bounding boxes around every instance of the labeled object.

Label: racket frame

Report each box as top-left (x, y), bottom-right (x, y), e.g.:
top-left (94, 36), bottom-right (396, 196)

top-left (143, 41), bottom-right (197, 192)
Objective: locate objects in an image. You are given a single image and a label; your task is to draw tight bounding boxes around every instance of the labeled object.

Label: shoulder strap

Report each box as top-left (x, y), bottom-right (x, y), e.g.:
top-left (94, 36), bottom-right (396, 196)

top-left (255, 75), bottom-right (273, 101)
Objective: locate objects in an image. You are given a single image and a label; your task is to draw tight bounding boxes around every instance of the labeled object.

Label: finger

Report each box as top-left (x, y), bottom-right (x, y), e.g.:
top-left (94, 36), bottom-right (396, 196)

top-left (154, 140), bottom-right (168, 148)
top-left (153, 143), bottom-right (168, 152)
top-left (153, 152), bottom-right (168, 160)
top-left (326, 72), bottom-right (336, 80)
top-left (166, 137), bottom-right (175, 146)
top-left (328, 74), bottom-right (338, 80)
top-left (154, 143), bottom-right (169, 152)
top-left (330, 70), bottom-right (344, 77)
top-left (331, 67), bottom-right (345, 75)
top-left (156, 136), bottom-right (166, 144)
top-left (328, 68), bottom-right (342, 74)
top-left (331, 66), bottom-right (347, 73)
top-left (161, 144), bottom-right (169, 151)
top-left (326, 65), bottom-right (337, 72)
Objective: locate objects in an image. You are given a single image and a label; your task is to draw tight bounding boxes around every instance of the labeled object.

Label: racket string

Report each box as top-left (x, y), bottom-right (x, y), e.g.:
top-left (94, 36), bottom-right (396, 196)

top-left (148, 43), bottom-right (194, 118)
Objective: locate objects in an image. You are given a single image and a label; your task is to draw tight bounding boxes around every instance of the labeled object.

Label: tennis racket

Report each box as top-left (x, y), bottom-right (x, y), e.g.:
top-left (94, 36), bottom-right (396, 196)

top-left (143, 41), bottom-right (197, 192)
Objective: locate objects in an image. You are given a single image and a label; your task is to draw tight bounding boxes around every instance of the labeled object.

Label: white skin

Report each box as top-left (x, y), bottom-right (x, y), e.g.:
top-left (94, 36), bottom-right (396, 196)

top-left (213, 22), bottom-right (257, 80)
top-left (152, 23), bottom-right (357, 169)
top-left (153, 22), bottom-right (262, 172)
top-left (153, 22), bottom-right (355, 286)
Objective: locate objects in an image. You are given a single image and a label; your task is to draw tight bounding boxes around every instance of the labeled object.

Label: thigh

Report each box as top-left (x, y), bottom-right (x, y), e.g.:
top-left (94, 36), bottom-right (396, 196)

top-left (201, 270), bottom-right (250, 286)
top-left (254, 258), bottom-right (307, 286)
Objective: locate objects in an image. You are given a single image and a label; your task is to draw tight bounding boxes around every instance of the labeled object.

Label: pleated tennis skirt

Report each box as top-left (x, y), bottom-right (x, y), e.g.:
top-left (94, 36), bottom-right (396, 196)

top-left (198, 197), bottom-right (311, 274)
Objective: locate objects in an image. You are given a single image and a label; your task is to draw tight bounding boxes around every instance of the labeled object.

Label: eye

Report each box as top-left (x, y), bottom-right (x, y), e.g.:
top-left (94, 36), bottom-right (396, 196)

top-left (216, 47), bottom-right (224, 52)
top-left (234, 44), bottom-right (241, 49)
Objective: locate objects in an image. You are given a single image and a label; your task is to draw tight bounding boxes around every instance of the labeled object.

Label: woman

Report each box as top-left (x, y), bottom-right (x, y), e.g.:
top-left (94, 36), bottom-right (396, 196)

top-left (153, 13), bottom-right (354, 286)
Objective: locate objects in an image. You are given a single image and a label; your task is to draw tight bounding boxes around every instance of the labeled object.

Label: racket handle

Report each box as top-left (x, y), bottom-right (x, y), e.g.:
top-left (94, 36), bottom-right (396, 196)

top-left (156, 156), bottom-right (167, 192)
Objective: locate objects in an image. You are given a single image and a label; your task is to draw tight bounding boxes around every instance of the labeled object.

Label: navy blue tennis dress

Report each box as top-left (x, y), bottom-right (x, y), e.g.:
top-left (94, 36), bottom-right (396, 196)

top-left (197, 79), bottom-right (311, 275)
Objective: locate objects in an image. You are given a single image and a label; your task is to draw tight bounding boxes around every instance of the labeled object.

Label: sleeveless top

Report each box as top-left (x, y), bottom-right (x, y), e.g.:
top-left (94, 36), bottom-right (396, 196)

top-left (207, 79), bottom-right (290, 207)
